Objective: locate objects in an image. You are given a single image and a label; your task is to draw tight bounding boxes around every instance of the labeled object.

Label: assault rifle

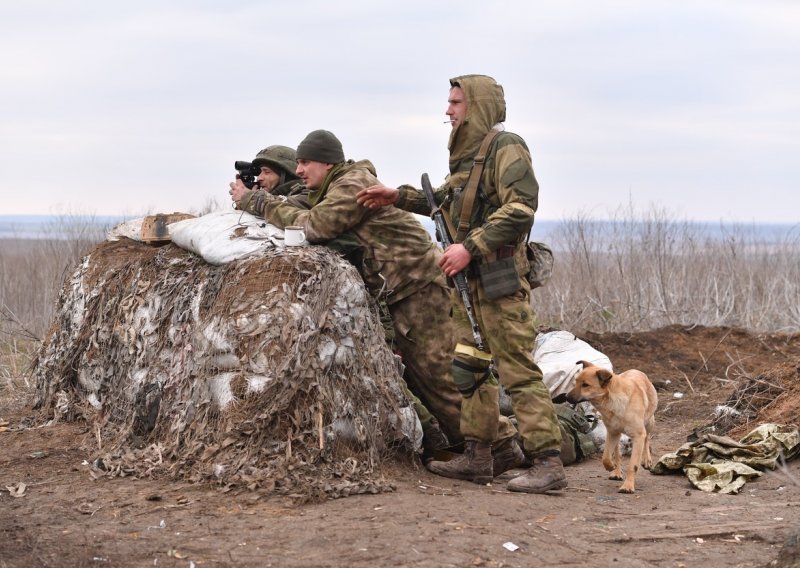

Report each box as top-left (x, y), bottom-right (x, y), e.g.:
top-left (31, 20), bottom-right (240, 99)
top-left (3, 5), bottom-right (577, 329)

top-left (420, 173), bottom-right (486, 353)
top-left (234, 160), bottom-right (260, 189)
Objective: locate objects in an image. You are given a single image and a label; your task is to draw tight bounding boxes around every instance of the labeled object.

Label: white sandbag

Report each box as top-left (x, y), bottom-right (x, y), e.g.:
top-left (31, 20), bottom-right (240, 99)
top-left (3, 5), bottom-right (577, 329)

top-left (168, 210), bottom-right (287, 265)
top-left (534, 330), bottom-right (613, 397)
top-left (107, 217), bottom-right (145, 241)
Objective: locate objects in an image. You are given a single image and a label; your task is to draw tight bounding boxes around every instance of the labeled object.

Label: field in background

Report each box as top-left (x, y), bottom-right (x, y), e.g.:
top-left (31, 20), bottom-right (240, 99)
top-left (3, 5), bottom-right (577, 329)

top-left (0, 217), bottom-right (110, 403)
top-left (1, 209), bottom-right (798, 400)
top-left (535, 208), bottom-right (800, 333)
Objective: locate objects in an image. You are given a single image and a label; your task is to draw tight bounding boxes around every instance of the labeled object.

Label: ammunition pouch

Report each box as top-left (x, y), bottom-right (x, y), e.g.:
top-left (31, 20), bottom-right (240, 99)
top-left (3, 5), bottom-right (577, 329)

top-left (323, 232), bottom-right (365, 275)
top-left (525, 241), bottom-right (554, 289)
top-left (477, 245), bottom-right (522, 300)
top-left (554, 402), bottom-right (599, 465)
top-left (452, 358), bottom-right (491, 398)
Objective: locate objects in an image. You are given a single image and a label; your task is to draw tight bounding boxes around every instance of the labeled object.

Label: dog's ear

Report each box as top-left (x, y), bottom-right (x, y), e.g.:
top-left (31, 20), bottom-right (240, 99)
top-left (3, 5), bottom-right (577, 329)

top-left (596, 368), bottom-right (613, 387)
top-left (576, 360), bottom-right (592, 368)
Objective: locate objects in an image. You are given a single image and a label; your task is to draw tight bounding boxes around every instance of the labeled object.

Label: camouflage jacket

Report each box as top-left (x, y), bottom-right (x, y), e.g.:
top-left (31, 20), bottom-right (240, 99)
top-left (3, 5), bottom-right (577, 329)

top-left (241, 180), bottom-right (305, 206)
top-left (242, 159), bottom-right (444, 304)
top-left (271, 179), bottom-right (305, 198)
top-left (396, 74), bottom-right (538, 276)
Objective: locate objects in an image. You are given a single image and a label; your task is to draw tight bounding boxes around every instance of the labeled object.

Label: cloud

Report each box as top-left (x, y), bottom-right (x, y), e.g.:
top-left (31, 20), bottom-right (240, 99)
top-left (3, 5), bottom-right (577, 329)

top-left (1, 1), bottom-right (798, 221)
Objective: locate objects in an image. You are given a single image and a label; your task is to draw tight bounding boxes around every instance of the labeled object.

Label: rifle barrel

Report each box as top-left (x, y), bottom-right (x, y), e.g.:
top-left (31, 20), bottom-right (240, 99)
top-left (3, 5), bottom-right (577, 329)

top-left (420, 173), bottom-right (487, 353)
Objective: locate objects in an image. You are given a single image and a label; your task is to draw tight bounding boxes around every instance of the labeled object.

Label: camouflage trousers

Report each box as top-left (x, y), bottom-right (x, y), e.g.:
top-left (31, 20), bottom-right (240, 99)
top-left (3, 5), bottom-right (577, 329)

top-left (388, 281), bottom-right (464, 446)
top-left (452, 278), bottom-right (562, 456)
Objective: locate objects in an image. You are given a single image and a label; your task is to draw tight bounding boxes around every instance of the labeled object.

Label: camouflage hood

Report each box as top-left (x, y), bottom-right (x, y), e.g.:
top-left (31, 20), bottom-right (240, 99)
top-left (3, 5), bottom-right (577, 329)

top-left (447, 74), bottom-right (506, 182)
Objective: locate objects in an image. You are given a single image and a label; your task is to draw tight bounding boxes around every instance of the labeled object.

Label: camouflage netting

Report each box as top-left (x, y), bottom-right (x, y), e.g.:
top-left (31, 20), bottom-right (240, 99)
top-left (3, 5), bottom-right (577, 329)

top-left (32, 238), bottom-right (420, 501)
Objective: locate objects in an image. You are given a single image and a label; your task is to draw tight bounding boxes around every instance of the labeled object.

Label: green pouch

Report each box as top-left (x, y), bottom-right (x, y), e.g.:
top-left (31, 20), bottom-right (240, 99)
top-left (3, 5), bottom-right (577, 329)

top-left (554, 403), bottom-right (599, 464)
top-left (525, 241), bottom-right (554, 289)
top-left (477, 256), bottom-right (521, 300)
top-left (322, 232), bottom-right (365, 273)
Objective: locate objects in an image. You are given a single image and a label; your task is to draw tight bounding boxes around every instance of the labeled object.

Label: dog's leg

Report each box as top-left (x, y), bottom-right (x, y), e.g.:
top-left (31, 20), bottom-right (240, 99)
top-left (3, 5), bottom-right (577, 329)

top-left (620, 430), bottom-right (645, 493)
top-left (603, 431), bottom-right (623, 480)
top-left (643, 433), bottom-right (653, 469)
top-left (642, 416), bottom-right (655, 469)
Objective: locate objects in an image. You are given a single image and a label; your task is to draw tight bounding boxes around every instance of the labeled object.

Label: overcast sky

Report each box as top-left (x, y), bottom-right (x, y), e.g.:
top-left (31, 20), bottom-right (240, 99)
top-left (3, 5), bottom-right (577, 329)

top-left (2, 0), bottom-right (798, 223)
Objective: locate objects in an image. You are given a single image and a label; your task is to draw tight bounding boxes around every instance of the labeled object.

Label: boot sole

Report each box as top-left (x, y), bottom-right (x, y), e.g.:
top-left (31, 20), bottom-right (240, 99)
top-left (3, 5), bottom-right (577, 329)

top-left (468, 475), bottom-right (494, 485)
top-left (506, 478), bottom-right (568, 494)
top-left (426, 465), bottom-right (493, 485)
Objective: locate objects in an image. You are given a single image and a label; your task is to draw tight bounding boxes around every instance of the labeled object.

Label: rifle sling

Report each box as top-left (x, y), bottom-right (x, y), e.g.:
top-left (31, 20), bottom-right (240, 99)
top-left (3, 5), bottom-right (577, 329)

top-left (454, 128), bottom-right (502, 244)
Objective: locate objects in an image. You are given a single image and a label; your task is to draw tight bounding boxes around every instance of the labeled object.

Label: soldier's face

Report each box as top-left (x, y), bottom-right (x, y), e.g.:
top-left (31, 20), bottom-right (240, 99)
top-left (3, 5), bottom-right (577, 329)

top-left (296, 159), bottom-right (333, 190)
top-left (446, 86), bottom-right (467, 129)
top-left (257, 166), bottom-right (280, 192)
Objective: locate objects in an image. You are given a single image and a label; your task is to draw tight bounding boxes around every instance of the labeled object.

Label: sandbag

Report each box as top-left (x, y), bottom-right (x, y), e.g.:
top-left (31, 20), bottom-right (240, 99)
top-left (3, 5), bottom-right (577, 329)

top-left (535, 330), bottom-right (613, 396)
top-left (168, 210), bottom-right (288, 264)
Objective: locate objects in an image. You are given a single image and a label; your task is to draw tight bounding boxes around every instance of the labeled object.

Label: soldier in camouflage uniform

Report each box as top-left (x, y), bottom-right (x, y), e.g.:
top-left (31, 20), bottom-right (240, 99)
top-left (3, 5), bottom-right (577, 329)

top-left (229, 145), bottom-right (303, 202)
top-left (232, 130), bottom-right (464, 453)
top-left (357, 75), bottom-right (567, 493)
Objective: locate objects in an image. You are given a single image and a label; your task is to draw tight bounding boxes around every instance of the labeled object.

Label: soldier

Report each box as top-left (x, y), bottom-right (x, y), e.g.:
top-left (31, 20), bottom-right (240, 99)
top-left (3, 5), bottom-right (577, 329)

top-left (231, 130), bottom-right (464, 455)
top-left (357, 75), bottom-right (567, 493)
top-left (229, 145), bottom-right (302, 203)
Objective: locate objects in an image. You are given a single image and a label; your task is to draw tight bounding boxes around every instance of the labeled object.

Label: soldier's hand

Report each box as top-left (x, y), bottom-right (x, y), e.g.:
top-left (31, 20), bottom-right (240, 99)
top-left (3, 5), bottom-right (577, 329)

top-left (356, 185), bottom-right (399, 208)
top-left (229, 178), bottom-right (248, 209)
top-left (439, 243), bottom-right (472, 277)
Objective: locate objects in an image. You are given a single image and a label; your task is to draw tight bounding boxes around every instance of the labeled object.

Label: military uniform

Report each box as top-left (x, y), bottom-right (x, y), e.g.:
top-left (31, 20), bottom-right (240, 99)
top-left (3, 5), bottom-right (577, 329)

top-left (243, 180), bottom-right (305, 210)
top-left (396, 75), bottom-right (566, 491)
top-left (240, 156), bottom-right (463, 446)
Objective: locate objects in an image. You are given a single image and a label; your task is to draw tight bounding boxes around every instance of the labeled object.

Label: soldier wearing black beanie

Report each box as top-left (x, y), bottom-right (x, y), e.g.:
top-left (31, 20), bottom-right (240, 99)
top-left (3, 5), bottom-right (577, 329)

top-left (295, 129), bottom-right (345, 164)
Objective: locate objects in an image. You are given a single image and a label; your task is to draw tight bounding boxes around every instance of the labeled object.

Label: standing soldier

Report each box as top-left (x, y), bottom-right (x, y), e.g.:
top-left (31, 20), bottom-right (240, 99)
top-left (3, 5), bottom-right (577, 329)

top-left (357, 74), bottom-right (566, 493)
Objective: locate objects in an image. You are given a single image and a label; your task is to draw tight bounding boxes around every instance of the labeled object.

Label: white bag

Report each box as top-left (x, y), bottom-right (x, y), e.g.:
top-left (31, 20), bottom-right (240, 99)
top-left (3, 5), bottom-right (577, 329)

top-left (534, 330), bottom-right (613, 397)
top-left (107, 217), bottom-right (145, 242)
top-left (169, 211), bottom-right (287, 265)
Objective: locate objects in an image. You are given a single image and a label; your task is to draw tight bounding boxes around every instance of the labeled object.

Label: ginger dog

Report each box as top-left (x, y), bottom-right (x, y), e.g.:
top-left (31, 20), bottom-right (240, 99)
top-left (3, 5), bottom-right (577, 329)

top-left (566, 361), bottom-right (657, 493)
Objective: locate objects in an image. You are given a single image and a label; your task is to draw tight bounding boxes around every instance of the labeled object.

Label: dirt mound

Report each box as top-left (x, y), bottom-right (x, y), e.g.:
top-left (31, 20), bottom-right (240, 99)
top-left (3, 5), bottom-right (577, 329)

top-left (711, 358), bottom-right (800, 438)
top-left (581, 324), bottom-right (800, 390)
top-left (31, 238), bottom-right (417, 501)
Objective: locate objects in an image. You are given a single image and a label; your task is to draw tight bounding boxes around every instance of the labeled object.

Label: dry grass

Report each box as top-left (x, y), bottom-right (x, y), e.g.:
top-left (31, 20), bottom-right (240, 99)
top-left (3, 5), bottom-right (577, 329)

top-left (1, 215), bottom-right (111, 406)
top-left (533, 206), bottom-right (800, 334)
top-left (0, 338), bottom-right (37, 408)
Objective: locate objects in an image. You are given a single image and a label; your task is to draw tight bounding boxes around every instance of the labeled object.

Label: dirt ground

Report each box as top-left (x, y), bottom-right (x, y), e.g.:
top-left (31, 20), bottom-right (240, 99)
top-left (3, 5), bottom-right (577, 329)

top-left (2, 325), bottom-right (800, 567)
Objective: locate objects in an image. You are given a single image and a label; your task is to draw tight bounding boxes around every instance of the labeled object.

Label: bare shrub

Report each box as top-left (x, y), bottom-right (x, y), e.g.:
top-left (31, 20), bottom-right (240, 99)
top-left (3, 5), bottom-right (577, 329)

top-left (533, 205), bottom-right (800, 334)
top-left (0, 337), bottom-right (36, 406)
top-left (0, 214), bottom-right (110, 341)
top-left (0, 214), bottom-right (116, 404)
top-left (193, 196), bottom-right (227, 215)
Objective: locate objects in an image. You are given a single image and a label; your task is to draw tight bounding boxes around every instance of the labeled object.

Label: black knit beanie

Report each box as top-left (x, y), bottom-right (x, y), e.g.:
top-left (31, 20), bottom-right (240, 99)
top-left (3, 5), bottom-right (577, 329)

top-left (296, 130), bottom-right (345, 164)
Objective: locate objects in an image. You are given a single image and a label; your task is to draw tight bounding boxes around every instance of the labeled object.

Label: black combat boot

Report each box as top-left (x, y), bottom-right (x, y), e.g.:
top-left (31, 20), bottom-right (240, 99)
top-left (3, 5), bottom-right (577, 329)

top-left (492, 437), bottom-right (525, 476)
top-left (426, 440), bottom-right (493, 484)
top-left (420, 420), bottom-right (450, 464)
top-left (506, 453), bottom-right (568, 493)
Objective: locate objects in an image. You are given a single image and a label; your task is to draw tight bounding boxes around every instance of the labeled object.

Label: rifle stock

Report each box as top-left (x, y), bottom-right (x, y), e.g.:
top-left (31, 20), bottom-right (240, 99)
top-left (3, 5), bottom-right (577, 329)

top-left (420, 173), bottom-right (487, 353)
